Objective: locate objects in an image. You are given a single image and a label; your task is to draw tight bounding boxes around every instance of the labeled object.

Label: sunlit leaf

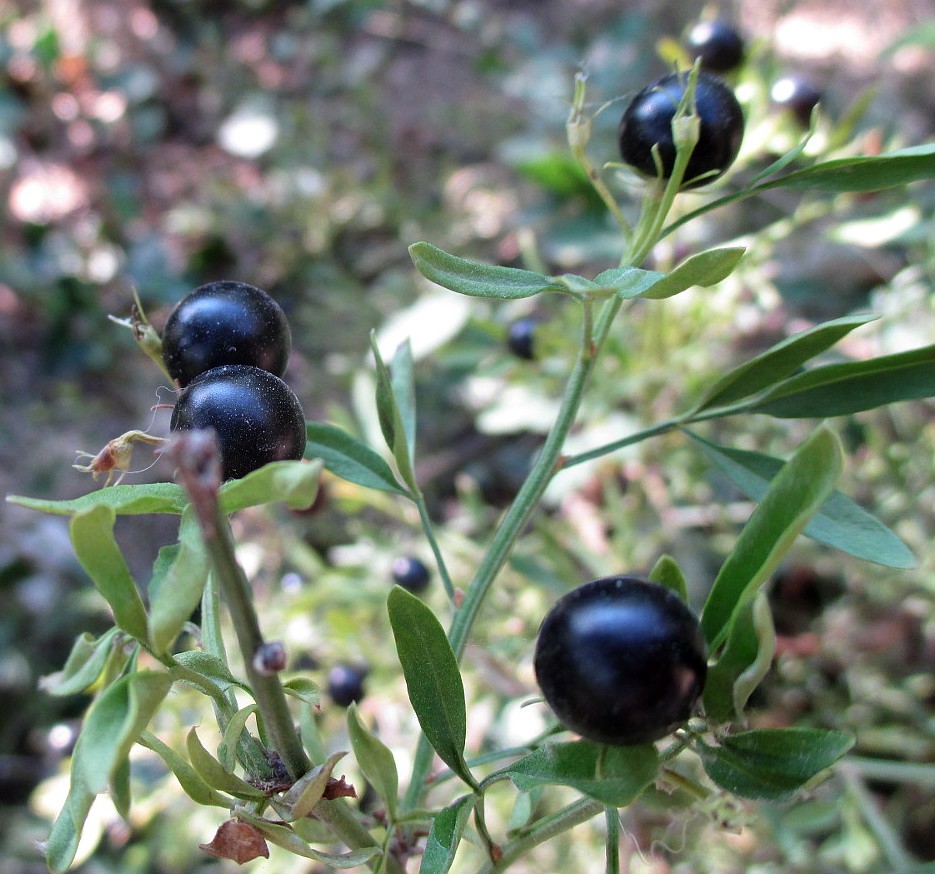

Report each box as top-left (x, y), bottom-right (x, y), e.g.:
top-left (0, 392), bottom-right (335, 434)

top-left (700, 426), bottom-right (843, 650)
top-left (70, 504), bottom-right (149, 642)
top-left (305, 422), bottom-right (408, 495)
top-left (7, 483), bottom-right (188, 517)
top-left (347, 704), bottom-right (399, 821)
top-left (219, 459), bottom-right (322, 512)
top-left (40, 628), bottom-right (122, 697)
top-left (186, 728), bottom-right (266, 800)
top-left (138, 732), bottom-right (232, 808)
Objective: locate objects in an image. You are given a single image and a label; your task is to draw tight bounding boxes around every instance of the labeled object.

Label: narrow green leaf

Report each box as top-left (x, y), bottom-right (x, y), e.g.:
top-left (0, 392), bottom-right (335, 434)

top-left (420, 794), bottom-right (474, 874)
top-left (280, 751), bottom-right (347, 821)
top-left (700, 426), bottom-right (844, 650)
top-left (219, 459), bottom-right (322, 512)
top-left (699, 728), bottom-right (855, 800)
top-left (70, 504), bottom-right (149, 642)
top-left (693, 313), bottom-right (877, 412)
top-left (347, 704), bottom-right (399, 822)
top-left (46, 670), bottom-right (172, 873)
top-left (495, 741), bottom-right (658, 807)
top-left (148, 508), bottom-right (209, 654)
top-left (687, 431), bottom-right (916, 568)
top-left (703, 593), bottom-right (776, 724)
top-left (7, 482), bottom-right (188, 517)
top-left (305, 422), bottom-right (408, 495)
top-left (745, 344), bottom-right (935, 418)
top-left (371, 333), bottom-right (418, 491)
top-left (641, 247), bottom-right (745, 300)
top-left (391, 340), bottom-right (417, 468)
top-left (139, 731), bottom-right (232, 808)
top-left (186, 728), bottom-right (266, 800)
top-left (409, 242), bottom-right (558, 300)
top-left (387, 586), bottom-right (474, 789)
top-left (648, 554), bottom-right (688, 601)
top-left (40, 628), bottom-right (121, 697)
top-left (109, 756), bottom-right (132, 819)
top-left (761, 143), bottom-right (935, 193)
top-left (238, 810), bottom-right (380, 868)
top-left (219, 704), bottom-right (259, 775)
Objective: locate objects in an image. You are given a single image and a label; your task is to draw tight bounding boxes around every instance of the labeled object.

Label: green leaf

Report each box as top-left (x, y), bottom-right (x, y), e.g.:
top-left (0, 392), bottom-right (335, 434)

top-left (409, 242), bottom-right (560, 300)
top-left (219, 459), bottom-right (323, 512)
top-left (148, 508), bottom-right (209, 654)
top-left (693, 313), bottom-right (877, 412)
top-left (593, 247), bottom-right (744, 302)
top-left (110, 757), bottom-right (131, 819)
top-left (745, 344), bottom-right (935, 418)
top-left (46, 671), bottom-right (172, 873)
top-left (347, 704), bottom-right (400, 822)
top-left (698, 728), bottom-right (855, 800)
top-left (703, 593), bottom-right (776, 724)
top-left (7, 482), bottom-right (188, 517)
top-left (186, 727), bottom-right (266, 800)
top-left (305, 422), bottom-right (408, 495)
top-left (138, 731), bottom-right (232, 808)
top-left (391, 340), bottom-right (417, 469)
top-left (171, 650), bottom-right (247, 696)
top-left (282, 676), bottom-right (320, 705)
top-left (763, 143), bottom-right (935, 193)
top-left (687, 431), bottom-right (915, 568)
top-left (40, 628), bottom-right (122, 697)
top-left (371, 333), bottom-right (418, 492)
top-left (220, 704), bottom-right (259, 773)
top-left (279, 751), bottom-right (347, 821)
top-left (420, 794), bottom-right (474, 874)
top-left (495, 741), bottom-right (658, 807)
top-left (700, 426), bottom-right (844, 650)
top-left (70, 504), bottom-right (149, 642)
top-left (387, 586), bottom-right (475, 789)
top-left (648, 554), bottom-right (688, 601)
top-left (589, 265), bottom-right (665, 299)
top-left (641, 247), bottom-right (745, 300)
top-left (238, 810), bottom-right (380, 868)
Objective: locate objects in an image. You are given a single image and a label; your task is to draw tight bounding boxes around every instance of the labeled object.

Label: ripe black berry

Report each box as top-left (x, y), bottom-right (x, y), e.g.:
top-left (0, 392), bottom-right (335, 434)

top-left (327, 664), bottom-right (366, 707)
top-left (534, 575), bottom-right (707, 746)
top-left (391, 555), bottom-right (431, 594)
top-left (618, 72), bottom-right (744, 189)
top-left (507, 317), bottom-right (538, 361)
top-left (162, 280), bottom-right (291, 387)
top-left (169, 364), bottom-right (306, 481)
top-left (685, 20), bottom-right (745, 74)
top-left (771, 76), bottom-right (822, 127)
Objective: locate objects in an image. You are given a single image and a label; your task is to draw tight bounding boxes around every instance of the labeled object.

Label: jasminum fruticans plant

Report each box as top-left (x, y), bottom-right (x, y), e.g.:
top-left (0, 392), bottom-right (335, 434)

top-left (8, 64), bottom-right (935, 874)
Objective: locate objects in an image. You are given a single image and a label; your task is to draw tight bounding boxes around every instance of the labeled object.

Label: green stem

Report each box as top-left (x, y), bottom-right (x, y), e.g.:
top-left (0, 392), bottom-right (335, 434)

top-left (476, 798), bottom-right (604, 874)
top-left (843, 756), bottom-right (935, 789)
top-left (604, 806), bottom-right (621, 874)
top-left (314, 800), bottom-right (407, 874)
top-left (413, 487), bottom-right (457, 601)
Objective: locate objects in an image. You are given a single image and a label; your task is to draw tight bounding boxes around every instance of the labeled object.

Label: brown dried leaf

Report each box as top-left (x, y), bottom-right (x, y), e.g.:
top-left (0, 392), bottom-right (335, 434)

top-left (199, 820), bottom-right (270, 864)
top-left (323, 775), bottom-right (357, 800)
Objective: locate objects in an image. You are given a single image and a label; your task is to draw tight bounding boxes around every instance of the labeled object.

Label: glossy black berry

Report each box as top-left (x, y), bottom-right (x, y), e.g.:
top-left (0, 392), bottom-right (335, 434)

top-left (771, 76), bottom-right (822, 127)
top-left (327, 664), bottom-right (366, 707)
top-left (170, 364), bottom-right (306, 481)
top-left (685, 20), bottom-right (745, 74)
top-left (391, 555), bottom-right (431, 594)
top-left (507, 317), bottom-right (538, 361)
top-left (162, 280), bottom-right (291, 387)
top-left (618, 72), bottom-right (744, 189)
top-left (534, 575), bottom-right (707, 746)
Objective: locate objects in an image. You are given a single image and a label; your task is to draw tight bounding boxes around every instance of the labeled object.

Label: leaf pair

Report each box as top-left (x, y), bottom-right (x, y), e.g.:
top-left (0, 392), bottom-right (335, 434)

top-left (409, 241), bottom-right (744, 304)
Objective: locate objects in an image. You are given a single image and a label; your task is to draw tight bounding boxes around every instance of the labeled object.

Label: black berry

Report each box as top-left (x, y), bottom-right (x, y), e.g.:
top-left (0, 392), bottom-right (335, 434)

top-left (771, 76), bottom-right (822, 127)
top-left (162, 280), bottom-right (291, 387)
top-left (327, 664), bottom-right (366, 707)
top-left (618, 72), bottom-right (744, 189)
top-left (685, 20), bottom-right (745, 74)
top-left (170, 364), bottom-right (306, 481)
top-left (507, 317), bottom-right (538, 361)
top-left (534, 575), bottom-right (707, 746)
top-left (391, 555), bottom-right (431, 594)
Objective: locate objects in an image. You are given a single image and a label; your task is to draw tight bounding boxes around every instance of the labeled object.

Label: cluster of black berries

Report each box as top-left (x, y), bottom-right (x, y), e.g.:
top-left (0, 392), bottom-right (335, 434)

top-left (163, 281), bottom-right (307, 480)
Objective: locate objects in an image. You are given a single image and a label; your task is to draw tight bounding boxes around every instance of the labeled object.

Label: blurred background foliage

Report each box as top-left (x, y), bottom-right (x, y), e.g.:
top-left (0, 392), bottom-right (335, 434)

top-left (0, 0), bottom-right (933, 872)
